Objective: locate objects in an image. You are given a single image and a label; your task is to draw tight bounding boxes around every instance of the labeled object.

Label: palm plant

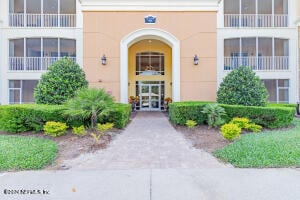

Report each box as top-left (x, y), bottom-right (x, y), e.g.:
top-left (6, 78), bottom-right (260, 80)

top-left (201, 104), bottom-right (226, 128)
top-left (64, 88), bottom-right (114, 129)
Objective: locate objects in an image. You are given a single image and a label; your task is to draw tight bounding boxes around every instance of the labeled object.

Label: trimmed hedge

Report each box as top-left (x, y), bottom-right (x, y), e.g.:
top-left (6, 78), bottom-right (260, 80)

top-left (221, 104), bottom-right (295, 129)
top-left (98, 103), bottom-right (131, 129)
top-left (0, 104), bottom-right (66, 133)
top-left (0, 103), bottom-right (131, 133)
top-left (169, 102), bottom-right (213, 125)
top-left (169, 102), bottom-right (295, 129)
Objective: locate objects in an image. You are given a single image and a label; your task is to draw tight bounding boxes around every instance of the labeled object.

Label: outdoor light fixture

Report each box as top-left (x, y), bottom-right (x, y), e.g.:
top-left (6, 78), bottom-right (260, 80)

top-left (194, 54), bottom-right (199, 65)
top-left (101, 54), bottom-right (107, 65)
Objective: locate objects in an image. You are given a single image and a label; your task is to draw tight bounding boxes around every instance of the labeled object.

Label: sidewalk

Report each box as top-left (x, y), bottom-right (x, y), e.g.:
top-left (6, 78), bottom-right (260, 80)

top-left (0, 168), bottom-right (300, 200)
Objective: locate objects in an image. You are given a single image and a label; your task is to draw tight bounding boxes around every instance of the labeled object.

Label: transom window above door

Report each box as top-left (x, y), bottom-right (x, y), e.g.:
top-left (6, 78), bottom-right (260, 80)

top-left (136, 52), bottom-right (165, 76)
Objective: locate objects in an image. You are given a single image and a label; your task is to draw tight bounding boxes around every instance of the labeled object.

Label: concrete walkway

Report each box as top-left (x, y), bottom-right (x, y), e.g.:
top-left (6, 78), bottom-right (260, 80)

top-left (64, 112), bottom-right (228, 169)
top-left (1, 169), bottom-right (300, 200)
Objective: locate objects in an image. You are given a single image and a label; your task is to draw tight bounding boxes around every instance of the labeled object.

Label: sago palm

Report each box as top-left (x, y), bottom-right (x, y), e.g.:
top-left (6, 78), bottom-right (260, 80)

top-left (64, 88), bottom-right (114, 129)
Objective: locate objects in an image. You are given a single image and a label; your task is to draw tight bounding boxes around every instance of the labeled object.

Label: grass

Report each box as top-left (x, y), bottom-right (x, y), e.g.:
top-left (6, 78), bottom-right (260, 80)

top-left (0, 135), bottom-right (58, 171)
top-left (214, 118), bottom-right (300, 168)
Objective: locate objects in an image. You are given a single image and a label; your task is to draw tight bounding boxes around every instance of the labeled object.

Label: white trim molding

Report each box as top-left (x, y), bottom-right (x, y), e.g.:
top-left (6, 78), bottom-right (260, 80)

top-left (80, 0), bottom-right (219, 11)
top-left (120, 28), bottom-right (180, 103)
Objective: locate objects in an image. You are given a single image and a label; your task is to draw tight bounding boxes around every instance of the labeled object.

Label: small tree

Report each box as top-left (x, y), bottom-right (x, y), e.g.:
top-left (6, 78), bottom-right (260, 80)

top-left (34, 58), bottom-right (88, 105)
top-left (217, 66), bottom-right (268, 106)
top-left (64, 88), bottom-right (114, 129)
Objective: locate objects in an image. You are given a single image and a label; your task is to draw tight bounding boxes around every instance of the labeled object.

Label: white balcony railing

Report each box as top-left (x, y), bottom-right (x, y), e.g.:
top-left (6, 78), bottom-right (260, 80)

top-left (9, 13), bottom-right (76, 27)
top-left (9, 57), bottom-right (76, 71)
top-left (224, 14), bottom-right (288, 27)
top-left (224, 56), bottom-right (289, 71)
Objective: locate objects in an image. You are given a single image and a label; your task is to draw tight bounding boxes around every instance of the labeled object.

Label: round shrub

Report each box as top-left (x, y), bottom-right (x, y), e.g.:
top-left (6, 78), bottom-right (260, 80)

top-left (185, 120), bottom-right (197, 129)
top-left (217, 66), bottom-right (268, 106)
top-left (220, 123), bottom-right (241, 141)
top-left (72, 125), bottom-right (86, 136)
top-left (34, 58), bottom-right (88, 105)
top-left (230, 117), bottom-right (250, 129)
top-left (44, 121), bottom-right (68, 137)
top-left (246, 123), bottom-right (262, 133)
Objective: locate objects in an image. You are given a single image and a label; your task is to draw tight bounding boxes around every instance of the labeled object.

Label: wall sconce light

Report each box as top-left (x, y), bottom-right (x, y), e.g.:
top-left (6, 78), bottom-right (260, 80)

top-left (101, 54), bottom-right (107, 65)
top-left (194, 54), bottom-right (199, 65)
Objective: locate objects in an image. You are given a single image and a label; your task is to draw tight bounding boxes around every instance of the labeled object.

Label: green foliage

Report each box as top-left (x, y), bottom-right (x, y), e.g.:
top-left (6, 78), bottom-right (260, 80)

top-left (229, 117), bottom-right (250, 129)
top-left (72, 125), bottom-right (86, 136)
top-left (246, 123), bottom-right (262, 133)
top-left (96, 122), bottom-right (114, 133)
top-left (185, 120), bottom-right (197, 129)
top-left (201, 104), bottom-right (226, 127)
top-left (90, 123), bottom-right (114, 143)
top-left (0, 104), bottom-right (66, 133)
top-left (169, 102), bottom-right (294, 129)
top-left (214, 118), bottom-right (300, 168)
top-left (221, 104), bottom-right (295, 129)
top-left (217, 66), bottom-right (268, 106)
top-left (64, 88), bottom-right (114, 128)
top-left (0, 135), bottom-right (57, 170)
top-left (98, 103), bottom-right (131, 128)
top-left (34, 57), bottom-right (88, 105)
top-left (169, 102), bottom-right (213, 125)
top-left (43, 121), bottom-right (68, 137)
top-left (220, 123), bottom-right (241, 141)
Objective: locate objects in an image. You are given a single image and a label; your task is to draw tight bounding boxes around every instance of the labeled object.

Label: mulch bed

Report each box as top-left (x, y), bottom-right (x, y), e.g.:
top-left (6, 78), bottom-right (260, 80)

top-left (174, 125), bottom-right (232, 153)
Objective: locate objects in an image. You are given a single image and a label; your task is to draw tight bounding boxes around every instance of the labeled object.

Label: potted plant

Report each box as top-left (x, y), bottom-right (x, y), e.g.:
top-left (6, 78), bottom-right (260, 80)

top-left (164, 97), bottom-right (172, 112)
top-left (129, 96), bottom-right (139, 111)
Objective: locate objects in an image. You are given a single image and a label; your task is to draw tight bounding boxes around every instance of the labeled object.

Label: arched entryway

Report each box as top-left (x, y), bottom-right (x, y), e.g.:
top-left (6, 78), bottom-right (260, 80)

top-left (128, 39), bottom-right (172, 111)
top-left (120, 28), bottom-right (180, 105)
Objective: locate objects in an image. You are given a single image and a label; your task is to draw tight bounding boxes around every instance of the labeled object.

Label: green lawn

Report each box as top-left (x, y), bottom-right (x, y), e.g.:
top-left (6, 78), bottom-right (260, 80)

top-left (214, 118), bottom-right (300, 168)
top-left (0, 135), bottom-right (58, 171)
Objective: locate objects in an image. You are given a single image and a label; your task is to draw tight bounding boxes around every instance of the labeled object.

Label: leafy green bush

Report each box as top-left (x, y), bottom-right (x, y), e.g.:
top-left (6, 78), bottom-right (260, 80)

top-left (98, 103), bottom-right (131, 129)
top-left (217, 66), bottom-right (268, 106)
top-left (201, 104), bottom-right (226, 127)
top-left (229, 117), bottom-right (250, 129)
top-left (96, 122), bottom-right (114, 133)
top-left (169, 102), bottom-right (294, 129)
top-left (246, 123), bottom-right (262, 133)
top-left (44, 121), bottom-right (68, 137)
top-left (91, 123), bottom-right (114, 143)
top-left (64, 88), bottom-right (114, 128)
top-left (185, 120), bottom-right (197, 129)
top-left (34, 57), bottom-right (88, 105)
top-left (221, 104), bottom-right (294, 129)
top-left (220, 123), bottom-right (241, 140)
top-left (169, 102), bottom-right (212, 125)
top-left (0, 104), bottom-right (66, 133)
top-left (72, 125), bottom-right (86, 136)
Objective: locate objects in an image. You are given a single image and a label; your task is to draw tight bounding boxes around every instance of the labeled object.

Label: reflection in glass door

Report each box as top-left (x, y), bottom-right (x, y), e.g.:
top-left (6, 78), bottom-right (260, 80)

top-left (139, 84), bottom-right (161, 111)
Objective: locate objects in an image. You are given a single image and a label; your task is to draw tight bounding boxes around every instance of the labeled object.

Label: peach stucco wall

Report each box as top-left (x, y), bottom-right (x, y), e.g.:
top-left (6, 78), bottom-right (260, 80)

top-left (83, 11), bottom-right (217, 102)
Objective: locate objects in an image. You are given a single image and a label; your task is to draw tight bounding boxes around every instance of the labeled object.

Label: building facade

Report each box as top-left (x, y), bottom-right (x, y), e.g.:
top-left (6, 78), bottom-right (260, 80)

top-left (0, 0), bottom-right (299, 108)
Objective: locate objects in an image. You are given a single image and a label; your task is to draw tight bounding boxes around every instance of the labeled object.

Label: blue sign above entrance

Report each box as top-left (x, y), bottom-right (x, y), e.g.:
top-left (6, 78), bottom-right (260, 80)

top-left (145, 15), bottom-right (156, 24)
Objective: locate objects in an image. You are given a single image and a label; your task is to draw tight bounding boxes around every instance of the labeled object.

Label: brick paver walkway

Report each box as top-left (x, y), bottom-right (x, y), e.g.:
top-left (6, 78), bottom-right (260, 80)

top-left (65, 112), bottom-right (228, 169)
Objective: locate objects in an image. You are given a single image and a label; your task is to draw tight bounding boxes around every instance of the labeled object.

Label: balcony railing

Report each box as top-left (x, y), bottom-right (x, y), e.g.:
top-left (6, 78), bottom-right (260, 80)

top-left (9, 13), bottom-right (76, 27)
top-left (224, 14), bottom-right (288, 27)
top-left (224, 56), bottom-right (289, 71)
top-left (9, 57), bottom-right (76, 71)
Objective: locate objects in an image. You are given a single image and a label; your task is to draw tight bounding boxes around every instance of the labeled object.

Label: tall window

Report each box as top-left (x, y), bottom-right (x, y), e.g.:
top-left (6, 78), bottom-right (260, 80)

top-left (262, 79), bottom-right (289, 103)
top-left (224, 0), bottom-right (288, 27)
top-left (9, 80), bottom-right (39, 104)
top-left (136, 52), bottom-right (165, 75)
top-left (224, 37), bottom-right (289, 70)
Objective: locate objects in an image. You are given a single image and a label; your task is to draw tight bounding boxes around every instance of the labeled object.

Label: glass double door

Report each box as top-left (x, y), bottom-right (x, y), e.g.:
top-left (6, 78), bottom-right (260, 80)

top-left (139, 84), bottom-right (161, 111)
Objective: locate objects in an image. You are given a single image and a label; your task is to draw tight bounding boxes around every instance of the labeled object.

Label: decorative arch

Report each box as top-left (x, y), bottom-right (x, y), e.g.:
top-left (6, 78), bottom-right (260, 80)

top-left (120, 28), bottom-right (180, 103)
